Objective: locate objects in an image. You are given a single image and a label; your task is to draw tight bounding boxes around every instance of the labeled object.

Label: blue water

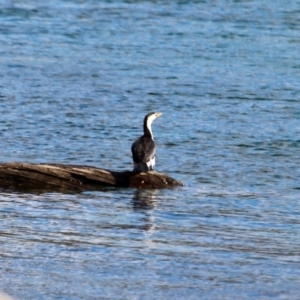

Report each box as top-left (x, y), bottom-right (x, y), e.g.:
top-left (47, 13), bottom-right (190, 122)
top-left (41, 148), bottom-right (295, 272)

top-left (1, 1), bottom-right (300, 299)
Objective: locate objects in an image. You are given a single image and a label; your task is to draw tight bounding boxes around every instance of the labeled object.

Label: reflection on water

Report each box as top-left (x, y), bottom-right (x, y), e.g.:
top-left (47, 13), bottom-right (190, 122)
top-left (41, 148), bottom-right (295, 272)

top-left (1, 187), bottom-right (300, 299)
top-left (132, 189), bottom-right (157, 233)
top-left (132, 189), bottom-right (157, 209)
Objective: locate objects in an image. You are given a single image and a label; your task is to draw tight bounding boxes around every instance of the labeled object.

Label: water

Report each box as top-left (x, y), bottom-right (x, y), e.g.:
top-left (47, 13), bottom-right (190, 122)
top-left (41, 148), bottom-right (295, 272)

top-left (0, 0), bottom-right (300, 299)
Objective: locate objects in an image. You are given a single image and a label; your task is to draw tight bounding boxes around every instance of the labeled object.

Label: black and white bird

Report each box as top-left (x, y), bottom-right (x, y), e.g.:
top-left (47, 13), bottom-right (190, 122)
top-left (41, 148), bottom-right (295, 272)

top-left (131, 112), bottom-right (162, 172)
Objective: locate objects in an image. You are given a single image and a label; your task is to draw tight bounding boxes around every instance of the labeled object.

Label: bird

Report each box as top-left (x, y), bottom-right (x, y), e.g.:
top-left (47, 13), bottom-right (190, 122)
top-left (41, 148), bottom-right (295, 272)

top-left (131, 112), bottom-right (162, 173)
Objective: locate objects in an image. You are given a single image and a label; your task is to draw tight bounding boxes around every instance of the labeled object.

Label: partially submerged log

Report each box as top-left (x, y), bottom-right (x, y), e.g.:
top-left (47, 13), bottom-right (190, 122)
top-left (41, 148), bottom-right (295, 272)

top-left (0, 162), bottom-right (183, 192)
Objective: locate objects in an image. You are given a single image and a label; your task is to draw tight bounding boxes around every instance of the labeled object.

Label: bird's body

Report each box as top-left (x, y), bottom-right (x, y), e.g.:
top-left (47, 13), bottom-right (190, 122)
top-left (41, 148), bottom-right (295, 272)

top-left (131, 135), bottom-right (156, 172)
top-left (131, 112), bottom-right (162, 173)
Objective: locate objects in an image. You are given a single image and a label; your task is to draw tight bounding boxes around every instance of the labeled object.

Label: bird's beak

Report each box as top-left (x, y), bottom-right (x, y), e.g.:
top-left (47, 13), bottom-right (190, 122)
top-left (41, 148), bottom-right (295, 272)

top-left (155, 112), bottom-right (163, 118)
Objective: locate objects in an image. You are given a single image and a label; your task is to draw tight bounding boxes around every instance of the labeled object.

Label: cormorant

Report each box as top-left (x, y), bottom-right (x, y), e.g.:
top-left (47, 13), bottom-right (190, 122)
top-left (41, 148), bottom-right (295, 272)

top-left (131, 112), bottom-right (162, 172)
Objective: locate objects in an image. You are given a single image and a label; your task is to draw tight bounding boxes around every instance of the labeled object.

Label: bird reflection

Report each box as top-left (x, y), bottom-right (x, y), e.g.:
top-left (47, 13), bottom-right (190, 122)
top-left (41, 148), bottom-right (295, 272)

top-left (132, 189), bottom-right (157, 209)
top-left (131, 189), bottom-right (157, 235)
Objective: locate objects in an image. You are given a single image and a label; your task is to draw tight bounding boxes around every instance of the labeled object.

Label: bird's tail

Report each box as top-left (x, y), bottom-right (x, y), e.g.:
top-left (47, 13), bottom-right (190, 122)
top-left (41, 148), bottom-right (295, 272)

top-left (133, 162), bottom-right (149, 173)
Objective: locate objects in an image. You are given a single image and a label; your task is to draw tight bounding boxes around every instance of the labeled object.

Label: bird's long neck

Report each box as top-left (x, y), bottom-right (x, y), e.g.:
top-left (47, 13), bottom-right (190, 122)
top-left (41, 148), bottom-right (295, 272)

top-left (143, 118), bottom-right (153, 140)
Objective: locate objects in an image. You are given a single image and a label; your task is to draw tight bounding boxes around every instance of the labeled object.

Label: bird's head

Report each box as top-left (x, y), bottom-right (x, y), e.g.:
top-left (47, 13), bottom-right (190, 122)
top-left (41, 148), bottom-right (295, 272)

top-left (144, 112), bottom-right (163, 125)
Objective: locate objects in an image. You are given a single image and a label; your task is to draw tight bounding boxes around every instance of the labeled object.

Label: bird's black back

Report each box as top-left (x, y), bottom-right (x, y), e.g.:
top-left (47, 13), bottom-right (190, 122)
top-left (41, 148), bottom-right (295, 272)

top-left (131, 135), bottom-right (156, 164)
